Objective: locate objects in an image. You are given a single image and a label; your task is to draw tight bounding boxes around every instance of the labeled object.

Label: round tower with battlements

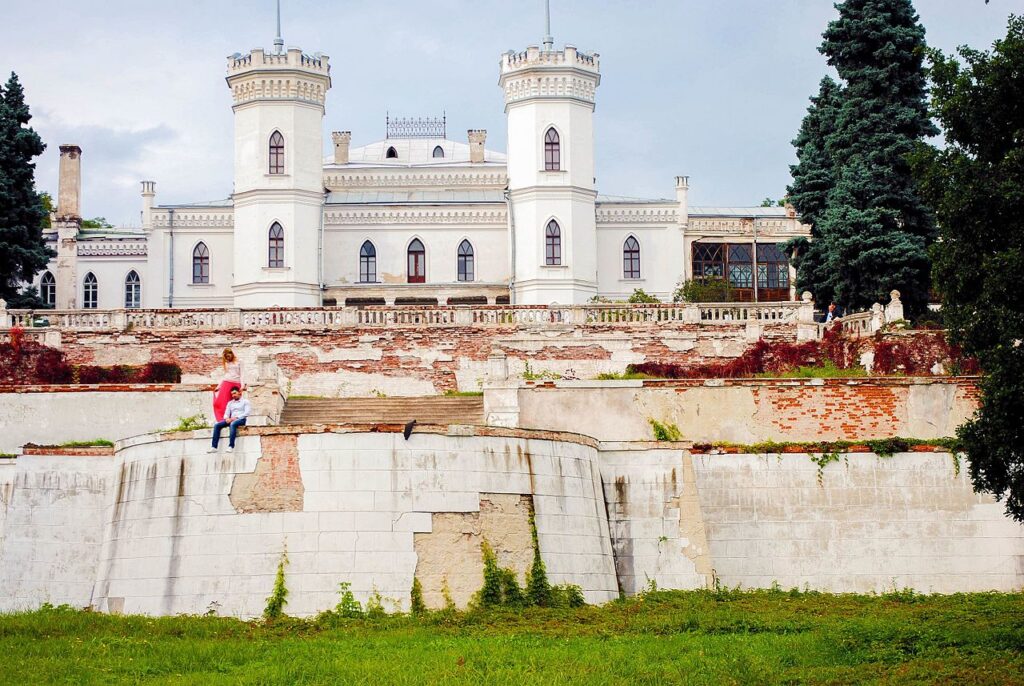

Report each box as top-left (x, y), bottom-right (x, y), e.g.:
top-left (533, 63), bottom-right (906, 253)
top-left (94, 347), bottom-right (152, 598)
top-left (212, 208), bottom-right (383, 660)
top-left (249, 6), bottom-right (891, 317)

top-left (226, 45), bottom-right (331, 307)
top-left (500, 44), bottom-right (601, 304)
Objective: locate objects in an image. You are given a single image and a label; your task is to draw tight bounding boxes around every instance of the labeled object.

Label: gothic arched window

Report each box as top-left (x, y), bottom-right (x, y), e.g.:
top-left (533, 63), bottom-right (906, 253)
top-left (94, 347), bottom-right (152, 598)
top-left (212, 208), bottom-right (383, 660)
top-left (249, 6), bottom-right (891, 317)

top-left (124, 270), bottom-right (141, 309)
top-left (359, 241), bottom-right (377, 283)
top-left (432, 145), bottom-right (445, 159)
top-left (623, 236), bottom-right (641, 279)
top-left (268, 222), bottom-right (284, 268)
top-left (269, 131), bottom-right (285, 174)
top-left (192, 242), bottom-right (210, 284)
top-left (545, 220), bottom-right (562, 265)
top-left (407, 238), bottom-right (426, 283)
top-left (386, 146), bottom-right (398, 159)
top-left (544, 128), bottom-right (560, 171)
top-left (83, 272), bottom-right (98, 309)
top-left (40, 271), bottom-right (55, 307)
top-left (457, 240), bottom-right (474, 282)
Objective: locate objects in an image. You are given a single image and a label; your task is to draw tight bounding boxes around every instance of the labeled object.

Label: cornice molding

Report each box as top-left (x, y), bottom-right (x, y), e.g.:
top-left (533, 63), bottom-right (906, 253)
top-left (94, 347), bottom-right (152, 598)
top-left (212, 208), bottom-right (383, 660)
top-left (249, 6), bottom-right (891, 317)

top-left (597, 207), bottom-right (678, 224)
top-left (325, 171), bottom-right (508, 189)
top-left (325, 208), bottom-right (507, 226)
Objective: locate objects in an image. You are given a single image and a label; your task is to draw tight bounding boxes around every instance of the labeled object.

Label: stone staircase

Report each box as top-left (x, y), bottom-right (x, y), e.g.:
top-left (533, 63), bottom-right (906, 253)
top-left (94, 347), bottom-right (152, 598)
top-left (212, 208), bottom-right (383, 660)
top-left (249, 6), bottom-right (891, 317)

top-left (279, 395), bottom-right (485, 426)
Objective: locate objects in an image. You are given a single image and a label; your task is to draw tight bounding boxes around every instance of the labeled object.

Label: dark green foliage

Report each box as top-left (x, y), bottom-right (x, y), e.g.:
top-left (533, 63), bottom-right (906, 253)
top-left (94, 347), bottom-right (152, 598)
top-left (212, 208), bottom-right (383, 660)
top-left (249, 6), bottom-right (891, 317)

top-left (788, 1), bottom-right (937, 315)
top-left (912, 16), bottom-right (1024, 521)
top-left (0, 72), bottom-right (53, 303)
top-left (410, 577), bottom-right (427, 615)
top-left (626, 288), bottom-right (659, 304)
top-left (4, 284), bottom-right (47, 309)
top-left (673, 277), bottom-right (733, 303)
top-left (526, 514), bottom-right (552, 608)
top-left (80, 217), bottom-right (113, 229)
top-left (551, 584), bottom-right (586, 609)
top-left (478, 539), bottom-right (526, 608)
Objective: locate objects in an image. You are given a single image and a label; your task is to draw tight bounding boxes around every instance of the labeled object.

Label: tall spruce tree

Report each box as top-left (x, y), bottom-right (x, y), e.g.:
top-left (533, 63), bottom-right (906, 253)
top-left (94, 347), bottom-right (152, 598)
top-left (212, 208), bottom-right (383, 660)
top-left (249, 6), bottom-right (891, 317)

top-left (0, 72), bottom-right (52, 304)
top-left (789, 0), bottom-right (937, 314)
top-left (912, 15), bottom-right (1024, 521)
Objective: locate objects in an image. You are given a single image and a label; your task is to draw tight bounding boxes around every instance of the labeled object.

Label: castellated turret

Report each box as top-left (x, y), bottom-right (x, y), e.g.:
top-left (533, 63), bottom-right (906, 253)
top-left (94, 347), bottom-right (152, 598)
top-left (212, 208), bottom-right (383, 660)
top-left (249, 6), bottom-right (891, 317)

top-left (225, 47), bottom-right (332, 307)
top-left (500, 45), bottom-right (601, 305)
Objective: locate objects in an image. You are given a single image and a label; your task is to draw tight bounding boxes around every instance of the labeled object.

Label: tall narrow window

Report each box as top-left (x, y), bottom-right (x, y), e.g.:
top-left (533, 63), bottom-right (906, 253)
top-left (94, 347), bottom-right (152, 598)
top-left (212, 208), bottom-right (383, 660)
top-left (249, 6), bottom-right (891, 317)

top-left (457, 240), bottom-right (474, 282)
top-left (432, 145), bottom-right (445, 159)
top-left (124, 270), bottom-right (141, 309)
top-left (545, 220), bottom-right (562, 265)
top-left (268, 222), bottom-right (285, 268)
top-left (40, 271), bottom-right (55, 307)
top-left (269, 131), bottom-right (285, 174)
top-left (623, 236), bottom-right (641, 279)
top-left (83, 272), bottom-right (98, 309)
top-left (386, 146), bottom-right (398, 159)
top-left (407, 239), bottom-right (426, 283)
top-left (192, 242), bottom-right (210, 284)
top-left (544, 128), bottom-right (560, 171)
top-left (359, 240), bottom-right (377, 283)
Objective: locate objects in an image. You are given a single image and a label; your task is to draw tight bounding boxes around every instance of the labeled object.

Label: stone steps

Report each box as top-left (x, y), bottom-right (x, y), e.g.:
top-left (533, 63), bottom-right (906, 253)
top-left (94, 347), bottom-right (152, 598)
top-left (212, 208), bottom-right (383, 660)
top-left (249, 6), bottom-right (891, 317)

top-left (279, 396), bottom-right (484, 426)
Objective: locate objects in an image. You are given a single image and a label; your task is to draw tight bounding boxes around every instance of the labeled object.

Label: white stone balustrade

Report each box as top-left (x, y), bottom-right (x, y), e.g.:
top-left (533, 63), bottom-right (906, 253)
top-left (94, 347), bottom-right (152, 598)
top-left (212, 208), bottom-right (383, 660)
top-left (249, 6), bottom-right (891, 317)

top-left (2, 301), bottom-right (807, 332)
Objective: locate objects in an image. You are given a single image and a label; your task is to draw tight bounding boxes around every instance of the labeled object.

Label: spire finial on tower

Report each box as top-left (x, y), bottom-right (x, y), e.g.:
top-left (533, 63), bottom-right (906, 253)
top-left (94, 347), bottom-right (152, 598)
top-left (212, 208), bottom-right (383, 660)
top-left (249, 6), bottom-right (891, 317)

top-left (274, 0), bottom-right (284, 54)
top-left (542, 0), bottom-right (554, 51)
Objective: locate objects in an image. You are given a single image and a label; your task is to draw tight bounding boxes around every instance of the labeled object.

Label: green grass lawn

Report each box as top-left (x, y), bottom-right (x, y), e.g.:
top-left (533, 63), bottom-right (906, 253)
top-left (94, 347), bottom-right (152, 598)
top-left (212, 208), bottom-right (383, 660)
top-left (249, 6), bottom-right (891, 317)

top-left (2, 590), bottom-right (1022, 685)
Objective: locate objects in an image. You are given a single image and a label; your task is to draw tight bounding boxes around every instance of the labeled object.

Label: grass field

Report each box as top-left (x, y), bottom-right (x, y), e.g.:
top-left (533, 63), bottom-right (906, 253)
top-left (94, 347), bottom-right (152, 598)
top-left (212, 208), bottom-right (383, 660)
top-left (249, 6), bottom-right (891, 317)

top-left (2, 589), bottom-right (1022, 685)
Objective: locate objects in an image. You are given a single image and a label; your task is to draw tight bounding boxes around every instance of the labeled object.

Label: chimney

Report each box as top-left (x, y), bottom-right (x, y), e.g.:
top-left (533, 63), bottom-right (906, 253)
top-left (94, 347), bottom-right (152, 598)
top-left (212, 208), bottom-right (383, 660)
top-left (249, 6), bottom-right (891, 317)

top-left (141, 181), bottom-right (156, 231)
top-left (468, 129), bottom-right (487, 164)
top-left (332, 131), bottom-right (351, 165)
top-left (57, 145), bottom-right (82, 219)
top-left (675, 175), bottom-right (689, 226)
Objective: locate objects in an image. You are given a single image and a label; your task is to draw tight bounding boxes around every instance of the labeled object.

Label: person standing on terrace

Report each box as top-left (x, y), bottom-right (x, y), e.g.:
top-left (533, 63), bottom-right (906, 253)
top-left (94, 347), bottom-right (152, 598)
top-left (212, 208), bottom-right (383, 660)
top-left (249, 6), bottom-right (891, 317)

top-left (213, 348), bottom-right (243, 422)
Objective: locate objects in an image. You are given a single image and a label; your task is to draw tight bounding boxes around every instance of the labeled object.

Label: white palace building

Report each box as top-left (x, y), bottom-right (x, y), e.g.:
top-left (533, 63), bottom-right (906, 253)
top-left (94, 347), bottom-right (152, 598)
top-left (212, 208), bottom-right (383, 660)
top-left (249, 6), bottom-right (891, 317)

top-left (34, 16), bottom-right (810, 311)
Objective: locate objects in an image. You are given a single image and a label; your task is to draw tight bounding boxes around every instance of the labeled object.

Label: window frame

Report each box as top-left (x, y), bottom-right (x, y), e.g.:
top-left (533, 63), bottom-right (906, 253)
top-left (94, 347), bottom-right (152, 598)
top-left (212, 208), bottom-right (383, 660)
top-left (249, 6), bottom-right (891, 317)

top-left (268, 131), bottom-right (285, 175)
top-left (407, 238), bottom-right (426, 283)
top-left (268, 222), bottom-right (285, 268)
top-left (192, 242), bottom-right (210, 284)
top-left (359, 240), bottom-right (377, 283)
top-left (544, 128), bottom-right (561, 171)
top-left (83, 272), bottom-right (98, 309)
top-left (432, 145), bottom-right (445, 159)
top-left (124, 270), bottom-right (141, 309)
top-left (623, 236), bottom-right (641, 279)
top-left (40, 271), bottom-right (55, 307)
top-left (545, 220), bottom-right (562, 266)
top-left (386, 146), bottom-right (398, 159)
top-left (457, 239), bottom-right (475, 282)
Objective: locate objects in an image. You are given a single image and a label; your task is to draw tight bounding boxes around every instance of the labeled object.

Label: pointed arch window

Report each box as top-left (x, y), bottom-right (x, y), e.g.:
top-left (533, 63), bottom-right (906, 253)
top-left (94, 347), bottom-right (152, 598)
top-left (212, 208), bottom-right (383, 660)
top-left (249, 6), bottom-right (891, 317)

top-left (544, 128), bottom-right (561, 171)
top-left (386, 146), bottom-right (398, 159)
top-left (545, 220), bottom-right (562, 265)
top-left (192, 242), bottom-right (210, 284)
top-left (407, 239), bottom-right (426, 283)
top-left (40, 271), bottom-right (55, 307)
top-left (359, 241), bottom-right (377, 283)
top-left (124, 270), bottom-right (141, 309)
top-left (432, 145), bottom-right (445, 159)
top-left (269, 131), bottom-right (285, 174)
top-left (457, 240), bottom-right (475, 282)
top-left (623, 236), bottom-right (641, 279)
top-left (268, 222), bottom-right (285, 268)
top-left (83, 272), bottom-right (98, 309)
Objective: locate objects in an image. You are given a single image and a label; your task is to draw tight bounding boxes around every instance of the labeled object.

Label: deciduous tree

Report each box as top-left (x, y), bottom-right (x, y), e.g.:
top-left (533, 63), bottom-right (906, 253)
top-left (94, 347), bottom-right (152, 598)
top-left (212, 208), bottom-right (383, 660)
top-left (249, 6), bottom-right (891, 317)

top-left (913, 15), bottom-right (1024, 521)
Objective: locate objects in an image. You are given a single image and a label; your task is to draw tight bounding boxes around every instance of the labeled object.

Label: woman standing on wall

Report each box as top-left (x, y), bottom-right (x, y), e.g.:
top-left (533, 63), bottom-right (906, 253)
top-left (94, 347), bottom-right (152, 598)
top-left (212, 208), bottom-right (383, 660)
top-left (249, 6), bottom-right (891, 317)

top-left (213, 348), bottom-right (244, 423)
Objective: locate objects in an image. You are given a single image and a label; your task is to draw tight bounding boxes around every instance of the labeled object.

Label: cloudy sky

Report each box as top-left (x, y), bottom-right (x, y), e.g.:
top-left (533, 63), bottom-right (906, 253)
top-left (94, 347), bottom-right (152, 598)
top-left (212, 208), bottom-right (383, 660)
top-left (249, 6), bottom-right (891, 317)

top-left (3, 0), bottom-right (1015, 226)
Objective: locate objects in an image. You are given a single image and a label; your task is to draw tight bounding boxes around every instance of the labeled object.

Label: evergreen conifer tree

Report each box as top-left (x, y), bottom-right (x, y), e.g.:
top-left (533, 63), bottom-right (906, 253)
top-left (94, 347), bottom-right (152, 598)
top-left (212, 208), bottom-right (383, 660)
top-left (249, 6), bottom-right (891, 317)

top-left (789, 0), bottom-right (937, 314)
top-left (0, 72), bottom-right (52, 304)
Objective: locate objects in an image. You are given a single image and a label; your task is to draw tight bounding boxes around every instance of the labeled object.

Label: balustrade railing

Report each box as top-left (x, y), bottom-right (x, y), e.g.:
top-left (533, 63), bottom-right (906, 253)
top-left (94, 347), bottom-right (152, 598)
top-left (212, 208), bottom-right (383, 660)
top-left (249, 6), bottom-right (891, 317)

top-left (2, 301), bottom-right (810, 332)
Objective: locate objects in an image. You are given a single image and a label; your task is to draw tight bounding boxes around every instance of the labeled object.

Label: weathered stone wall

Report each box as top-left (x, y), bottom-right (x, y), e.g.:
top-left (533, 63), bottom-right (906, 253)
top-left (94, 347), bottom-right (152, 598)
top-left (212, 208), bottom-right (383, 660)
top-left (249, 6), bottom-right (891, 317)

top-left (53, 323), bottom-right (792, 397)
top-left (690, 452), bottom-right (1024, 592)
top-left (87, 427), bottom-right (617, 617)
top-left (517, 378), bottom-right (980, 443)
top-left (0, 453), bottom-right (115, 611)
top-left (0, 386), bottom-right (213, 454)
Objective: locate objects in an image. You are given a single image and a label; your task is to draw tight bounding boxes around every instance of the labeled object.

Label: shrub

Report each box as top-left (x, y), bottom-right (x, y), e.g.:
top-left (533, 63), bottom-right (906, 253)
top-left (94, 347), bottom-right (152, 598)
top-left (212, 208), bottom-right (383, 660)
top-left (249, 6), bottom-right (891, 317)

top-left (627, 289), bottom-right (660, 304)
top-left (263, 551), bottom-right (289, 621)
top-left (673, 277), bottom-right (733, 303)
top-left (649, 419), bottom-right (682, 442)
top-left (410, 577), bottom-right (427, 615)
top-left (335, 582), bottom-right (363, 618)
